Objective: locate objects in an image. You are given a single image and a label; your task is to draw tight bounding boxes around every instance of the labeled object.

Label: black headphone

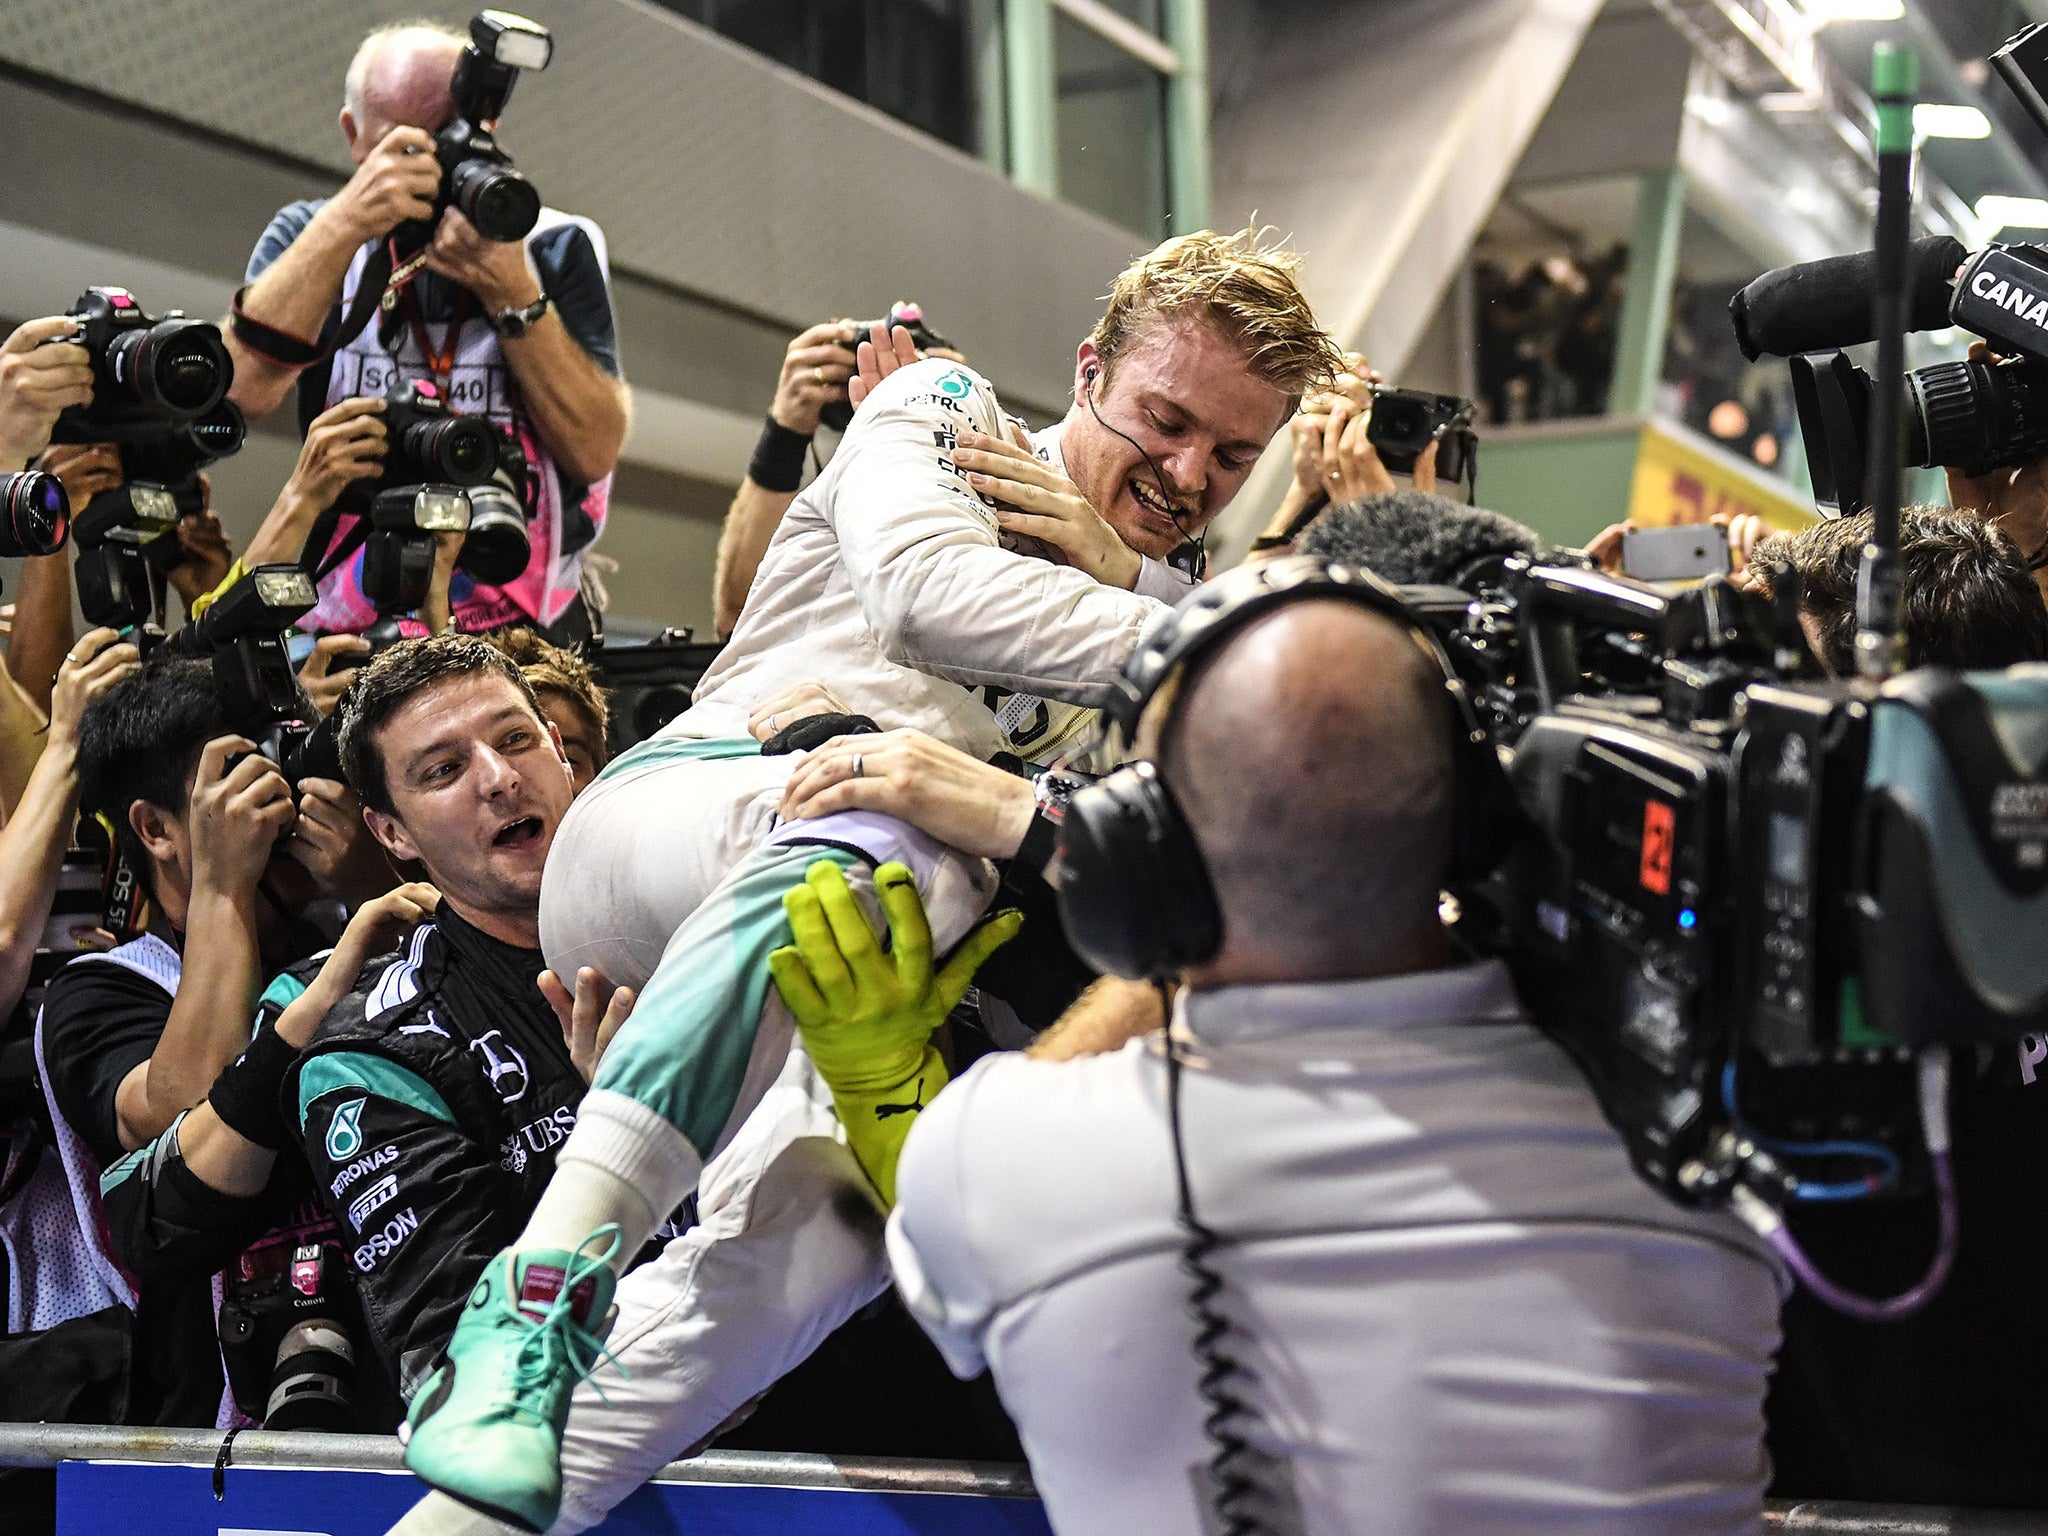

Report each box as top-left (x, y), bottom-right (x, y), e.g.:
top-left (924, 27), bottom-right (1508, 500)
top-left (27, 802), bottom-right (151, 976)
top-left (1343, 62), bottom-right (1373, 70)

top-left (1054, 555), bottom-right (1517, 980)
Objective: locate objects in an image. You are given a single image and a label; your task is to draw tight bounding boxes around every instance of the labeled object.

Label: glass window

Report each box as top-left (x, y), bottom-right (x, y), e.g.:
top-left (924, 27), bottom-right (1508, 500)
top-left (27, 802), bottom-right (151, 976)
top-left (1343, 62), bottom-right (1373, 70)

top-left (1054, 12), bottom-right (1167, 237)
top-left (658, 0), bottom-right (987, 156)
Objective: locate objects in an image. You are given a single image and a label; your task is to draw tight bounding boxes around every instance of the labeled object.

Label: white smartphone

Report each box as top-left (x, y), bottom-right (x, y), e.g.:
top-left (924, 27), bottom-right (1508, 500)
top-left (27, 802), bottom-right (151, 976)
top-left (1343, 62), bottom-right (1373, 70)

top-left (1622, 524), bottom-right (1731, 582)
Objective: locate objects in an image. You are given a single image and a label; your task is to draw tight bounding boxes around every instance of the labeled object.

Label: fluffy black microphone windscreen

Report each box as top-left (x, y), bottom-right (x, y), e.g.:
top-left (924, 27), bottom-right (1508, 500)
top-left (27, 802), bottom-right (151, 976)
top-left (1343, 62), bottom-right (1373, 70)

top-left (1729, 235), bottom-right (1965, 361)
top-left (1298, 490), bottom-right (1542, 588)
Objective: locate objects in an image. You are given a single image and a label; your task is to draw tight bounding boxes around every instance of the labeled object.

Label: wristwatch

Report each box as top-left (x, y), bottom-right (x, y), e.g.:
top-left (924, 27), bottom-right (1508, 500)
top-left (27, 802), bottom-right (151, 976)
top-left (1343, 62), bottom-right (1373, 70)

top-left (492, 292), bottom-right (551, 339)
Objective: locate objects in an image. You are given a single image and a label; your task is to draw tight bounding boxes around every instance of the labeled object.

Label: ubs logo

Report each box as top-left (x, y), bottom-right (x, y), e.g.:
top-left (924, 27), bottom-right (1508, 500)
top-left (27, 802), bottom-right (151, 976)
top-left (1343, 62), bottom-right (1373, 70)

top-left (470, 1030), bottom-right (530, 1104)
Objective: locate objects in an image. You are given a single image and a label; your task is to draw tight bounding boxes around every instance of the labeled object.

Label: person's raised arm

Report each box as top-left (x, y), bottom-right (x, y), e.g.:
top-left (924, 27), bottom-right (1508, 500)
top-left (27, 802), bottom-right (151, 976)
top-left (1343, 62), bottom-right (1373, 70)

top-left (0, 631), bottom-right (138, 1017)
top-left (227, 129), bottom-right (441, 420)
top-left (112, 739), bottom-right (298, 1148)
top-left (0, 318), bottom-right (93, 470)
top-left (172, 884), bottom-right (439, 1199)
top-left (242, 397), bottom-right (390, 569)
top-left (714, 321), bottom-right (860, 636)
top-left (422, 211), bottom-right (628, 486)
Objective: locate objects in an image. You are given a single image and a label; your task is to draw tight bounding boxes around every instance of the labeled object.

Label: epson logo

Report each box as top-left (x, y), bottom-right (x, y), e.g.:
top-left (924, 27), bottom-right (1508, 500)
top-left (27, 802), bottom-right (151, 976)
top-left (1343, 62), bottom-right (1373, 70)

top-left (346, 1172), bottom-right (399, 1231)
top-left (353, 1208), bottom-right (419, 1272)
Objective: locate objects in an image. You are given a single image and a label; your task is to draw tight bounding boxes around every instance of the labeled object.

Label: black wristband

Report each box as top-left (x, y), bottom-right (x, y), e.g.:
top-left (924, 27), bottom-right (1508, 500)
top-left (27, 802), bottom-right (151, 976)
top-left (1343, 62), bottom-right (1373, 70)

top-left (206, 1024), bottom-right (303, 1151)
top-left (1011, 809), bottom-right (1062, 883)
top-left (748, 416), bottom-right (812, 493)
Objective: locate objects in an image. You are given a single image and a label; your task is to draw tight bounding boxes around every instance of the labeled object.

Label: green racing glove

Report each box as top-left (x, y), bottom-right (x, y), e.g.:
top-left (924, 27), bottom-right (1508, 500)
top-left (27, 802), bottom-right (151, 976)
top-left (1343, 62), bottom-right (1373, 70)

top-left (768, 859), bottom-right (1021, 1205)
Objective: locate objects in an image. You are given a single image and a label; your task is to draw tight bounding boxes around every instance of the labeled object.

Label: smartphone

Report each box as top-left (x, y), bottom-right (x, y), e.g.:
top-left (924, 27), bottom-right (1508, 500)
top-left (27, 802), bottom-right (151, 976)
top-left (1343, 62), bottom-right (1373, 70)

top-left (1622, 524), bottom-right (1730, 582)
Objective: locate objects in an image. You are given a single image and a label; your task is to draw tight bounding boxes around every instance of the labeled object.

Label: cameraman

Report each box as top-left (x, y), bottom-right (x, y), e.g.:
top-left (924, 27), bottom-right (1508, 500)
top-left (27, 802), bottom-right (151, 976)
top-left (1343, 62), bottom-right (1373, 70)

top-left (825, 570), bottom-right (1785, 1535)
top-left (225, 19), bottom-right (627, 644)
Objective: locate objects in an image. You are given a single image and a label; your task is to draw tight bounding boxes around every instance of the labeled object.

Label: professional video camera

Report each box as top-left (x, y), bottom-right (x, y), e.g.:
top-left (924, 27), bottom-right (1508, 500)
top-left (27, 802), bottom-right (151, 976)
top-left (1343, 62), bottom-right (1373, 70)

top-left (46, 287), bottom-right (233, 445)
top-left (163, 565), bottom-right (341, 787)
top-left (1728, 24), bottom-right (2048, 508)
top-left (0, 469), bottom-right (72, 559)
top-left (1404, 535), bottom-right (2048, 1312)
top-left (402, 10), bottom-right (554, 247)
top-left (819, 304), bottom-right (952, 432)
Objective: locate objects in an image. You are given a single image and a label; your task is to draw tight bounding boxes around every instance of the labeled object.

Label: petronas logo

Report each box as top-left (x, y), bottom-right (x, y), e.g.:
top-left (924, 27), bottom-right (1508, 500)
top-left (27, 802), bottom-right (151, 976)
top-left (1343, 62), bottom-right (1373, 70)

top-left (326, 1097), bottom-right (367, 1161)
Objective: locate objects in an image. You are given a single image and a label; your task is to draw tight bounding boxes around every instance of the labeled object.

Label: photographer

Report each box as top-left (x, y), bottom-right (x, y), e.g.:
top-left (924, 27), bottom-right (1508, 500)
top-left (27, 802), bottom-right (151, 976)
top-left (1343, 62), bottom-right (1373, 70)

top-left (1248, 350), bottom-right (1441, 559)
top-left (225, 19), bottom-right (627, 644)
top-left (713, 312), bottom-right (970, 638)
top-left (35, 660), bottom-right (361, 1422)
top-left (798, 565), bottom-right (1785, 1536)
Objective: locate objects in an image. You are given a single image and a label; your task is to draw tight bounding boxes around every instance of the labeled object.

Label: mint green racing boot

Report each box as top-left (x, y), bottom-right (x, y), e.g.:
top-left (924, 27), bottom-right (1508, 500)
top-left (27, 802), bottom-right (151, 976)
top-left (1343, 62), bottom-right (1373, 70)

top-left (401, 1228), bottom-right (626, 1533)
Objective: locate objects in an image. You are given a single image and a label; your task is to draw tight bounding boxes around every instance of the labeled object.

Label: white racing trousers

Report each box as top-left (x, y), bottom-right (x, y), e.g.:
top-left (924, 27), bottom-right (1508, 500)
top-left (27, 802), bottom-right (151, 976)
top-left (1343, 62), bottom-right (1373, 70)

top-left (526, 739), bottom-right (997, 1534)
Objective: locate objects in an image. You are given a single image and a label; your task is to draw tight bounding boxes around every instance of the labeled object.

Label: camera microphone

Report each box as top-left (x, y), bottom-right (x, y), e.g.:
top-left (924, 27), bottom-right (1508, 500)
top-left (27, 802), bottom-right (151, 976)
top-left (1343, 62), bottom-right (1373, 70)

top-left (1297, 487), bottom-right (1540, 591)
top-left (1730, 235), bottom-right (1964, 360)
top-left (1084, 368), bottom-right (1205, 579)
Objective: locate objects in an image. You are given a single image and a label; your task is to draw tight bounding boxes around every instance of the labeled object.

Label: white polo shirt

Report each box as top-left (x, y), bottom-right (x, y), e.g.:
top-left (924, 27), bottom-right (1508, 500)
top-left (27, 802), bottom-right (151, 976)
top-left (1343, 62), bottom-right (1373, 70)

top-left (887, 960), bottom-right (1787, 1536)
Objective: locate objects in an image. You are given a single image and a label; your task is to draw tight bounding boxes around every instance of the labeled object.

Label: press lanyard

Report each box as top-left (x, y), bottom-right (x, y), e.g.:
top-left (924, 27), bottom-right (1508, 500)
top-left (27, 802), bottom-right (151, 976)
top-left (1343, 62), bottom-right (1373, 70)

top-left (401, 284), bottom-right (474, 398)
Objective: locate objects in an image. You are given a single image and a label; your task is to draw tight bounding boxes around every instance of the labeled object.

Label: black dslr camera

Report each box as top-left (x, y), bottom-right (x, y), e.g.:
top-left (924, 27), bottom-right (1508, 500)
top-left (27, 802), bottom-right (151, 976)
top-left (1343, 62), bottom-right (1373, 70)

top-left (219, 1241), bottom-right (367, 1431)
top-left (1366, 384), bottom-right (1478, 489)
top-left (819, 305), bottom-right (953, 432)
top-left (0, 470), bottom-right (71, 560)
top-left (68, 400), bottom-right (248, 631)
top-left (47, 287), bottom-right (232, 444)
top-left (404, 10), bottom-right (554, 246)
top-left (163, 565), bottom-right (342, 788)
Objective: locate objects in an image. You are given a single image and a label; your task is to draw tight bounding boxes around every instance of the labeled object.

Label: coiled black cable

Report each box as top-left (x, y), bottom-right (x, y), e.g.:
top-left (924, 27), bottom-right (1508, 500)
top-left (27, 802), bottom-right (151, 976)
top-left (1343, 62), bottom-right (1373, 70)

top-left (1164, 988), bottom-right (1268, 1536)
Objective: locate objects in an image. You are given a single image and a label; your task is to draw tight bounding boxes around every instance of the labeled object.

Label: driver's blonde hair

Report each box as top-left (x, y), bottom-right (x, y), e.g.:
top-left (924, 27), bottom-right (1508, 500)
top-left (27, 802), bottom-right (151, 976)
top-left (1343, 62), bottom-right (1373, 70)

top-left (1090, 225), bottom-right (1342, 409)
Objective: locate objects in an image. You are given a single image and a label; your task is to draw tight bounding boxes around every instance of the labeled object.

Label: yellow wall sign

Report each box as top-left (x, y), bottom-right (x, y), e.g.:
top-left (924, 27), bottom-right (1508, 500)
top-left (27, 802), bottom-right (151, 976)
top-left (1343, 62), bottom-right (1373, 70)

top-left (1627, 419), bottom-right (1816, 533)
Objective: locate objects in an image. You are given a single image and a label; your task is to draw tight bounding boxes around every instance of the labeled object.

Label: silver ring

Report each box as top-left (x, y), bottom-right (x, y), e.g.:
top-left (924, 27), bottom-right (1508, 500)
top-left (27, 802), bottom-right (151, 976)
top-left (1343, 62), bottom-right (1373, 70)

top-left (768, 713), bottom-right (779, 734)
top-left (853, 753), bottom-right (865, 780)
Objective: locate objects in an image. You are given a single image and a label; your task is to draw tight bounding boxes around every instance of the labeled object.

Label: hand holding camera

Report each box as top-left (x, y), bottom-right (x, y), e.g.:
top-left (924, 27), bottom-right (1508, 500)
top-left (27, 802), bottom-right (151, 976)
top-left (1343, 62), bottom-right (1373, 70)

top-left (329, 125), bottom-right (444, 248)
top-left (291, 397), bottom-right (391, 513)
top-left (770, 321), bottom-right (861, 436)
top-left (187, 735), bottom-right (297, 900)
top-left (423, 206), bottom-right (543, 316)
top-left (45, 627), bottom-right (140, 749)
top-left (0, 318), bottom-right (94, 469)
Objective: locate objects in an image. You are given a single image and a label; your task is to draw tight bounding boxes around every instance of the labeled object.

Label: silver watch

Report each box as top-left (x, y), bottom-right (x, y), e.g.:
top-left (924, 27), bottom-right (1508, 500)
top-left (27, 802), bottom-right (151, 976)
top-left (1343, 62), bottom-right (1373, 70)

top-left (493, 293), bottom-right (551, 339)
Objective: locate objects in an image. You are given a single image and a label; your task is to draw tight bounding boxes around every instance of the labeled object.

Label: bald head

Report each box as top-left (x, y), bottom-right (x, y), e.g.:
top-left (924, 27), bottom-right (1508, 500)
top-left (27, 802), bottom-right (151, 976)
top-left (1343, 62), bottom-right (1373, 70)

top-left (343, 22), bottom-right (465, 158)
top-left (1157, 600), bottom-right (1455, 985)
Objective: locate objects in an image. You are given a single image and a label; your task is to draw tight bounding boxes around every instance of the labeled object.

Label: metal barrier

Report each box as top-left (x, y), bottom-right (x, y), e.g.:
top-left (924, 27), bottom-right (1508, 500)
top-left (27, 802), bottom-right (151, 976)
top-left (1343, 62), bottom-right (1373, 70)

top-left (5, 1425), bottom-right (2047, 1535)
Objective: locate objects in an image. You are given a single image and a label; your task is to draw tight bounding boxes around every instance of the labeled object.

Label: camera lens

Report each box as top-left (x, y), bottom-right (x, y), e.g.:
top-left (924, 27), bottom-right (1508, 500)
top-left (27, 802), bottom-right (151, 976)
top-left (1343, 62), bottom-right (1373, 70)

top-left (0, 471), bottom-right (71, 558)
top-left (451, 158), bottom-right (541, 243)
top-left (106, 319), bottom-right (232, 419)
top-left (1907, 356), bottom-right (2048, 474)
top-left (399, 415), bottom-right (498, 485)
top-left (123, 401), bottom-right (247, 483)
top-left (458, 484), bottom-right (531, 584)
top-left (264, 1318), bottom-right (355, 1432)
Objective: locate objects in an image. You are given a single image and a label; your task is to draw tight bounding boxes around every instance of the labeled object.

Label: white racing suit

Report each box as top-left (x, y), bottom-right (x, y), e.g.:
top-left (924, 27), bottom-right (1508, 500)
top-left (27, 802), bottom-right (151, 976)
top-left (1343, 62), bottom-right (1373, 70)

top-left (511, 360), bottom-right (1188, 1532)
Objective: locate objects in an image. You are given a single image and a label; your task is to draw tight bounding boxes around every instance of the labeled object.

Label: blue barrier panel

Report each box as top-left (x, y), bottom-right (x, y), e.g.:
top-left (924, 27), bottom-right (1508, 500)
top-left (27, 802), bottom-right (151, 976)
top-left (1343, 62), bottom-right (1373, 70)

top-left (58, 1461), bottom-right (1058, 1536)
